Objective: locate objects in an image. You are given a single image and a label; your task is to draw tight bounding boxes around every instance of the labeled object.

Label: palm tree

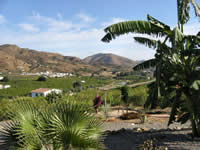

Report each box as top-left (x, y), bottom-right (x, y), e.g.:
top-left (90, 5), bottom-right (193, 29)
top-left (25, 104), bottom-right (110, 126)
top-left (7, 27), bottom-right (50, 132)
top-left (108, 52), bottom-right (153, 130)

top-left (0, 100), bottom-right (103, 150)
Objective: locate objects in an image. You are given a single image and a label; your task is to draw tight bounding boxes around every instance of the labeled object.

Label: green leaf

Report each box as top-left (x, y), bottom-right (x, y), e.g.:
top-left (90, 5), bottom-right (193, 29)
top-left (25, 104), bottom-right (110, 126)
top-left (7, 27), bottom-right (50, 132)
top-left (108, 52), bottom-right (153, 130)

top-left (102, 20), bottom-right (167, 42)
top-left (177, 0), bottom-right (190, 25)
top-left (147, 14), bottom-right (171, 31)
top-left (171, 27), bottom-right (184, 48)
top-left (133, 59), bottom-right (156, 71)
top-left (190, 80), bottom-right (200, 90)
top-left (133, 37), bottom-right (159, 49)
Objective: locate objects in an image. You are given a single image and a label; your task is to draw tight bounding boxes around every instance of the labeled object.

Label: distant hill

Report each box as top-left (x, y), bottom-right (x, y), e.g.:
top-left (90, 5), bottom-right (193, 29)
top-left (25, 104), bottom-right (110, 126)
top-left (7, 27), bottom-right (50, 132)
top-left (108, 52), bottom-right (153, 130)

top-left (83, 53), bottom-right (139, 71)
top-left (0, 44), bottom-right (97, 73)
top-left (0, 44), bottom-right (140, 74)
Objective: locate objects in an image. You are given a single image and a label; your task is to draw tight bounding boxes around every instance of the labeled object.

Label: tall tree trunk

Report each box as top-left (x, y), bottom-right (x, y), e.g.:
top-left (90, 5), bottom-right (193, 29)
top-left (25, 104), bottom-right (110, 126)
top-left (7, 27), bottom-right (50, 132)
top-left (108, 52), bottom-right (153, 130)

top-left (191, 118), bottom-right (199, 137)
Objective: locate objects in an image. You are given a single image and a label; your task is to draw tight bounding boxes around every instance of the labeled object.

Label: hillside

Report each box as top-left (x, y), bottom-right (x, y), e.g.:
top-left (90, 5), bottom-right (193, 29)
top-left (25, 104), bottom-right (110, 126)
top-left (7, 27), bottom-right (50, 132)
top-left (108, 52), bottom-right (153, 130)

top-left (0, 44), bottom-right (140, 74)
top-left (83, 53), bottom-right (139, 71)
top-left (0, 44), bottom-right (97, 73)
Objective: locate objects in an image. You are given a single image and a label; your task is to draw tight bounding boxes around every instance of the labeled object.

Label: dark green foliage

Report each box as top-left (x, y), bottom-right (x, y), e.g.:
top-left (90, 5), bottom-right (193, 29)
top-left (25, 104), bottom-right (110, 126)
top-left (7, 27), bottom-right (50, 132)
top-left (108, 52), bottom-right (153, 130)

top-left (45, 92), bottom-right (62, 103)
top-left (0, 99), bottom-right (10, 121)
top-left (133, 59), bottom-right (156, 71)
top-left (73, 81), bottom-right (81, 89)
top-left (102, 20), bottom-right (167, 42)
top-left (121, 86), bottom-right (129, 104)
top-left (144, 82), bottom-right (159, 109)
top-left (37, 76), bottom-right (47, 81)
top-left (128, 85), bottom-right (148, 106)
top-left (0, 97), bottom-right (47, 121)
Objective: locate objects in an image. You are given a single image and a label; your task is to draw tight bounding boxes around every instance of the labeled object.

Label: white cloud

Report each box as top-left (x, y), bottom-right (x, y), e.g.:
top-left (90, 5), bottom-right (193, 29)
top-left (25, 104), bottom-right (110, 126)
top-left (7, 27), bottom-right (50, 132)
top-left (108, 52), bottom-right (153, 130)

top-left (18, 23), bottom-right (40, 32)
top-left (0, 13), bottom-right (155, 60)
top-left (0, 14), bottom-right (6, 24)
top-left (102, 18), bottom-right (126, 27)
top-left (184, 23), bottom-right (200, 35)
top-left (30, 12), bottom-right (81, 32)
top-left (76, 13), bottom-right (95, 23)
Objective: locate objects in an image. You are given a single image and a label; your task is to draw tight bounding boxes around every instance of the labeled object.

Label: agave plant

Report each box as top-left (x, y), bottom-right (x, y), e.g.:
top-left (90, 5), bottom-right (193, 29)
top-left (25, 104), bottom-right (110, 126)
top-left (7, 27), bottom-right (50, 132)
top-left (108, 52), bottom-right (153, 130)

top-left (0, 100), bottom-right (103, 150)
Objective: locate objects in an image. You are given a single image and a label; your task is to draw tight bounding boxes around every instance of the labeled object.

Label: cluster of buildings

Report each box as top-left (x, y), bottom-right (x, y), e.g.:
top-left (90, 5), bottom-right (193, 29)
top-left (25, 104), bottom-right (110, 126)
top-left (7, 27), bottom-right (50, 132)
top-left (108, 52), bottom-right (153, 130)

top-left (21, 71), bottom-right (74, 78)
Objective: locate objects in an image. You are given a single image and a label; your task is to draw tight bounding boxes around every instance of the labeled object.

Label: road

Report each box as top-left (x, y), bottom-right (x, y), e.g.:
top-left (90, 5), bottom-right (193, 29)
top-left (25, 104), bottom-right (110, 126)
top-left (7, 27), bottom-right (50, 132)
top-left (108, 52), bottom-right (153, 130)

top-left (98, 79), bottom-right (155, 91)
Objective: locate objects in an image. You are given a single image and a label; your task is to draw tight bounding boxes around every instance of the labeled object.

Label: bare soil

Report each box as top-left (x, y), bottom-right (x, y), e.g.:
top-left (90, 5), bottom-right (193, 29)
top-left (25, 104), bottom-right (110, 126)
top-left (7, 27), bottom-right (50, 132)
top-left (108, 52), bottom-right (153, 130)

top-left (99, 108), bottom-right (200, 150)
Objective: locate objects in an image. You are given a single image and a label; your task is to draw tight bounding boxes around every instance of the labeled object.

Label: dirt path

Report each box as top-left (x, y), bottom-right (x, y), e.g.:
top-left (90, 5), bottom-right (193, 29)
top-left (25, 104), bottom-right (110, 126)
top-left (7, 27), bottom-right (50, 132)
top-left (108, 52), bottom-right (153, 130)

top-left (128, 80), bottom-right (155, 88)
top-left (99, 80), bottom-right (155, 91)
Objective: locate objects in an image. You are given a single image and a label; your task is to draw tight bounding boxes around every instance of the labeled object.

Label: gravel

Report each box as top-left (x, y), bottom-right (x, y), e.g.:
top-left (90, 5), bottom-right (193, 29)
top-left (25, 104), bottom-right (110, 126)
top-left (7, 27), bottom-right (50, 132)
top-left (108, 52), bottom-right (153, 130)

top-left (102, 121), bottom-right (200, 150)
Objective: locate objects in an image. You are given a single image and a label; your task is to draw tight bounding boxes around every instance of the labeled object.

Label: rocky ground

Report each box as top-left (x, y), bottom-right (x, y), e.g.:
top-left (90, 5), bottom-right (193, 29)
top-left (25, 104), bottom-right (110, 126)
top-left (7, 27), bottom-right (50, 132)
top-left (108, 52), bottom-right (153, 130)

top-left (100, 109), bottom-right (200, 150)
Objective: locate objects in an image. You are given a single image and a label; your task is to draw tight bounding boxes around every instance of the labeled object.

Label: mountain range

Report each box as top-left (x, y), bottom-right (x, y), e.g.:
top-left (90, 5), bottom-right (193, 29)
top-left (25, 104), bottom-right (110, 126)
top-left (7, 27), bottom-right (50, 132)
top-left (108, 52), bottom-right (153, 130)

top-left (0, 44), bottom-right (140, 74)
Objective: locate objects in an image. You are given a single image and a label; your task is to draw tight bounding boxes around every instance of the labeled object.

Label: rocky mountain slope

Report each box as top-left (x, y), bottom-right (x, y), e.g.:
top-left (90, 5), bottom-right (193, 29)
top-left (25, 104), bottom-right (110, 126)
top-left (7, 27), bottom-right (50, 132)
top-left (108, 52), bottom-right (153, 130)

top-left (0, 44), bottom-right (139, 73)
top-left (0, 44), bottom-right (96, 73)
top-left (83, 53), bottom-right (139, 71)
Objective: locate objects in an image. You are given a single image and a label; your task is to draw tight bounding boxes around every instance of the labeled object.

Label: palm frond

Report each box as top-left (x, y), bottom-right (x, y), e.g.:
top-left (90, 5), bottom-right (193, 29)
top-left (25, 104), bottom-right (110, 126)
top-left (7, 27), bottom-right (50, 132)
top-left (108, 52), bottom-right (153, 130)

top-left (133, 59), bottom-right (156, 71)
top-left (41, 102), bottom-right (103, 149)
top-left (102, 20), bottom-right (167, 42)
top-left (0, 121), bottom-right (20, 150)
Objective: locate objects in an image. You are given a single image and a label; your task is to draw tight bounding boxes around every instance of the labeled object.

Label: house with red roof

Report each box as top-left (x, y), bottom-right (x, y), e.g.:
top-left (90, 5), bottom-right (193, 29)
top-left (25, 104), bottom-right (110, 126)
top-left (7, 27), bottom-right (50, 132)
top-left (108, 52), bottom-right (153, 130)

top-left (31, 88), bottom-right (62, 97)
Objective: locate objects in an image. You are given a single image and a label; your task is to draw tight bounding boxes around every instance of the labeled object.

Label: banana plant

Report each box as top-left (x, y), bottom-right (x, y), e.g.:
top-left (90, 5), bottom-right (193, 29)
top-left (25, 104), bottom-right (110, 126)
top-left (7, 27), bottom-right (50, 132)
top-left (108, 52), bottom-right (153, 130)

top-left (101, 0), bottom-right (200, 136)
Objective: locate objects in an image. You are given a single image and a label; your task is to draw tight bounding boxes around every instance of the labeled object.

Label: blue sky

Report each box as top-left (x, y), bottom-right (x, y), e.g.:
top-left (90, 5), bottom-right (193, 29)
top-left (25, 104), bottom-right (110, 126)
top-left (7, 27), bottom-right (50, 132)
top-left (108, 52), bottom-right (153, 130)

top-left (0, 0), bottom-right (199, 60)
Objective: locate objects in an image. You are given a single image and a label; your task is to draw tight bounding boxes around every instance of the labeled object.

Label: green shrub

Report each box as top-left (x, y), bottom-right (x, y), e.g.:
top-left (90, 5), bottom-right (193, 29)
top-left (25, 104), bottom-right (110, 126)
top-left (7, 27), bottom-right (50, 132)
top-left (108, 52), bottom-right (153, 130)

top-left (0, 97), bottom-right (47, 121)
top-left (37, 76), bottom-right (47, 81)
top-left (72, 81), bottom-right (81, 88)
top-left (128, 85), bottom-right (148, 106)
top-left (0, 99), bottom-right (10, 121)
top-left (45, 92), bottom-right (62, 103)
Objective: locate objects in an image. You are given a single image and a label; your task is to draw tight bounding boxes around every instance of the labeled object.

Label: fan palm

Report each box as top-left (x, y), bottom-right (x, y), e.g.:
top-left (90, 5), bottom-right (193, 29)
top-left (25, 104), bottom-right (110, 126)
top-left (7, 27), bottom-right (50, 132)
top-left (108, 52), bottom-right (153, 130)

top-left (0, 100), bottom-right (103, 150)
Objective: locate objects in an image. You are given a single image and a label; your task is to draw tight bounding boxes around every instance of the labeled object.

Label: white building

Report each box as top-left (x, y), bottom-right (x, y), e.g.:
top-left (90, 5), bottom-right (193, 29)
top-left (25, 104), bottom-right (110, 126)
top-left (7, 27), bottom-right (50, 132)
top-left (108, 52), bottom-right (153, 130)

top-left (0, 76), bottom-right (3, 81)
top-left (31, 88), bottom-right (62, 97)
top-left (4, 85), bottom-right (11, 89)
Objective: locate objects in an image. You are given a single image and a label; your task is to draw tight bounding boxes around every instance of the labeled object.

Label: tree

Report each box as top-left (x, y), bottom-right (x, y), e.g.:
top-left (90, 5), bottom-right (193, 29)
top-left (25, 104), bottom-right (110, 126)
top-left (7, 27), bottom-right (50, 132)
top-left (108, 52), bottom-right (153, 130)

top-left (37, 76), bottom-right (47, 81)
top-left (0, 100), bottom-right (103, 150)
top-left (73, 81), bottom-right (81, 89)
top-left (101, 0), bottom-right (200, 137)
top-left (121, 86), bottom-right (129, 113)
